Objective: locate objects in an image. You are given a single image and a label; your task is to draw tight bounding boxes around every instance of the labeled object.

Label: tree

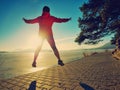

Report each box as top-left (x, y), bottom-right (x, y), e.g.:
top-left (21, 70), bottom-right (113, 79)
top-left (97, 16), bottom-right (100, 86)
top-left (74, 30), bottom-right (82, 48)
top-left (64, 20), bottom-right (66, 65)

top-left (75, 0), bottom-right (120, 45)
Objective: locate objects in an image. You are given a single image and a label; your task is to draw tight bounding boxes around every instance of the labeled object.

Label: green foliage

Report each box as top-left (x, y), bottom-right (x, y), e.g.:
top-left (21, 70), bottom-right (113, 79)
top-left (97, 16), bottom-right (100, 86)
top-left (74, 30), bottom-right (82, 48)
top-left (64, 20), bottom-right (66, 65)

top-left (75, 0), bottom-right (120, 45)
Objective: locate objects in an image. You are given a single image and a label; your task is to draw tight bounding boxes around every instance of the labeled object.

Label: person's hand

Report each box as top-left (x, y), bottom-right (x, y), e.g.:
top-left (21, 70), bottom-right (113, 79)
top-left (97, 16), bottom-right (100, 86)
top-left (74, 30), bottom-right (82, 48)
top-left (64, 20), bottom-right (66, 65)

top-left (23, 18), bottom-right (27, 23)
top-left (69, 17), bottom-right (72, 21)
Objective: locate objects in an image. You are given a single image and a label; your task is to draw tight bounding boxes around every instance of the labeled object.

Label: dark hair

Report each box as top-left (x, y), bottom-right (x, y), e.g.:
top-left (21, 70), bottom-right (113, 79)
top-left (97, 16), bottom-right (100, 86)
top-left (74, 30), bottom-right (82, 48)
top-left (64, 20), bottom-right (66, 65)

top-left (43, 6), bottom-right (50, 12)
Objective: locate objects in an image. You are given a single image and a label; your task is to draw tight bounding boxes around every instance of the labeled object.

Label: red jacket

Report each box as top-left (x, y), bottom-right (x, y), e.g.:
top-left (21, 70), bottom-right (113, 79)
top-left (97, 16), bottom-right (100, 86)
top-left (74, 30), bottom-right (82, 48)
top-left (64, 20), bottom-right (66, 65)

top-left (25, 12), bottom-right (70, 38)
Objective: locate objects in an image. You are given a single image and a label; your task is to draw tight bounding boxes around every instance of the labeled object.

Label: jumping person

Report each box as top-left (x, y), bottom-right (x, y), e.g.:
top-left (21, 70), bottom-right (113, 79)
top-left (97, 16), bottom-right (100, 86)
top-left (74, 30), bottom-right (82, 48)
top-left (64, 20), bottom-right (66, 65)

top-left (23, 6), bottom-right (71, 67)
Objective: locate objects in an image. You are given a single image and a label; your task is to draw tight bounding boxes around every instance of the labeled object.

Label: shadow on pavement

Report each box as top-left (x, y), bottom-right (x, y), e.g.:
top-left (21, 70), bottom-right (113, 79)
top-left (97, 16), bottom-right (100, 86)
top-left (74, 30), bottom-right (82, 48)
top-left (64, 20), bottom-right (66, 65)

top-left (28, 80), bottom-right (36, 90)
top-left (79, 82), bottom-right (94, 90)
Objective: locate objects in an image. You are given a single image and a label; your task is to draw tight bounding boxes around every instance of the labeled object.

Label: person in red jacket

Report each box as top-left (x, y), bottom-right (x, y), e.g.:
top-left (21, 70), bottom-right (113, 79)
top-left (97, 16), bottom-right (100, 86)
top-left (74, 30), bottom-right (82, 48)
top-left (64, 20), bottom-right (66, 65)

top-left (23, 6), bottom-right (71, 67)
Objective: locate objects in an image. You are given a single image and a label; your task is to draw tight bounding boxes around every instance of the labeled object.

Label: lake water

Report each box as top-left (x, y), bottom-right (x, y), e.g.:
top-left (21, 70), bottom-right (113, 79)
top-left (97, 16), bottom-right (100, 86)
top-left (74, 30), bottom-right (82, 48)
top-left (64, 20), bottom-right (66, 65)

top-left (0, 49), bottom-right (105, 79)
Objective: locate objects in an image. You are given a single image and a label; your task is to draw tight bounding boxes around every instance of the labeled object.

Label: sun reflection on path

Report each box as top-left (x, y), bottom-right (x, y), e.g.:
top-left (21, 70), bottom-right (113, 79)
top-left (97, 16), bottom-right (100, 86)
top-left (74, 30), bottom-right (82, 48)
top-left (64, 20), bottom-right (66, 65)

top-left (29, 67), bottom-right (49, 73)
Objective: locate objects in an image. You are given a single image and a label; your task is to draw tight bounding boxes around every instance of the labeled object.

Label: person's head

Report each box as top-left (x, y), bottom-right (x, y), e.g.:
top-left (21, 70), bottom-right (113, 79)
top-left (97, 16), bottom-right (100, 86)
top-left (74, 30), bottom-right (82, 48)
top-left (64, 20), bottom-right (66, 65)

top-left (43, 6), bottom-right (50, 12)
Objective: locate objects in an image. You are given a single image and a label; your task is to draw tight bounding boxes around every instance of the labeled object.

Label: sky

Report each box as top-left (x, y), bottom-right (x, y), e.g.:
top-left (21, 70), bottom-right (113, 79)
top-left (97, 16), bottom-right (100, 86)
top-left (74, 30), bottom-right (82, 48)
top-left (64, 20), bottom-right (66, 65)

top-left (0, 0), bottom-right (109, 51)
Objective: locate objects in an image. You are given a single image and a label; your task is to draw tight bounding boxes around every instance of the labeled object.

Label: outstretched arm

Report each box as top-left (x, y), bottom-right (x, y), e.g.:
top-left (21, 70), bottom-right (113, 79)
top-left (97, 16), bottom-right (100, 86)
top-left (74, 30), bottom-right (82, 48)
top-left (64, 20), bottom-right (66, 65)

top-left (23, 17), bottom-right (39, 24)
top-left (53, 17), bottom-right (71, 23)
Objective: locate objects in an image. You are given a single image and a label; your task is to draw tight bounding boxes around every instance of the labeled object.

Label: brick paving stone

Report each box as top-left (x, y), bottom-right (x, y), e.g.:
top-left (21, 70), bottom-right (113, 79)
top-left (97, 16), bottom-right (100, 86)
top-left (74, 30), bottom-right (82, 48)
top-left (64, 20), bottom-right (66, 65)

top-left (0, 87), bottom-right (9, 90)
top-left (51, 87), bottom-right (63, 90)
top-left (115, 85), bottom-right (120, 90)
top-left (74, 86), bottom-right (84, 90)
top-left (5, 83), bottom-right (14, 88)
top-left (40, 84), bottom-right (53, 90)
top-left (9, 86), bottom-right (22, 90)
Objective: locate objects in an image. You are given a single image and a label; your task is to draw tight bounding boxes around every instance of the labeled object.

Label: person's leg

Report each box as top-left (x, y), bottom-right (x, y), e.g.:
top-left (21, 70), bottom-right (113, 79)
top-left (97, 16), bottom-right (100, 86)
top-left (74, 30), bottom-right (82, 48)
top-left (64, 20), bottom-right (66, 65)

top-left (47, 36), bottom-right (64, 66)
top-left (47, 36), bottom-right (60, 60)
top-left (32, 39), bottom-right (44, 67)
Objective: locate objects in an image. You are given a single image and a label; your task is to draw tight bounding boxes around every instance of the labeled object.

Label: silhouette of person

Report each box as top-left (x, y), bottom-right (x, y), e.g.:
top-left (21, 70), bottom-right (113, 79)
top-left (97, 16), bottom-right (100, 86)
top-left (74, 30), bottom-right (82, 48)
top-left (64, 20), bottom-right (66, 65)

top-left (23, 6), bottom-right (71, 67)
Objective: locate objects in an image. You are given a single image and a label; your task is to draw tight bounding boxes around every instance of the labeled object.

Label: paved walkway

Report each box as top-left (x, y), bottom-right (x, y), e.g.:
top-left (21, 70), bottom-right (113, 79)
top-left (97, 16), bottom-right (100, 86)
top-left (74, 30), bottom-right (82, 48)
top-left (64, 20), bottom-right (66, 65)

top-left (0, 52), bottom-right (120, 90)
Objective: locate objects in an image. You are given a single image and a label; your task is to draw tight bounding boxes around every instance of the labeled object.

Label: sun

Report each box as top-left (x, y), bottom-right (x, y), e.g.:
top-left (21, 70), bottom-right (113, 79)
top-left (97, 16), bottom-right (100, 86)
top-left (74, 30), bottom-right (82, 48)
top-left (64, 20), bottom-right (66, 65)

top-left (28, 33), bottom-right (50, 50)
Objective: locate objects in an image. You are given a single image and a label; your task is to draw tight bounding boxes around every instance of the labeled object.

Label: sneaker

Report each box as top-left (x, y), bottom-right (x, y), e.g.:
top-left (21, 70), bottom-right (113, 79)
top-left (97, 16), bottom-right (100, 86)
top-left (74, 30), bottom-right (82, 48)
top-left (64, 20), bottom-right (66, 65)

top-left (32, 62), bottom-right (36, 67)
top-left (58, 60), bottom-right (64, 66)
